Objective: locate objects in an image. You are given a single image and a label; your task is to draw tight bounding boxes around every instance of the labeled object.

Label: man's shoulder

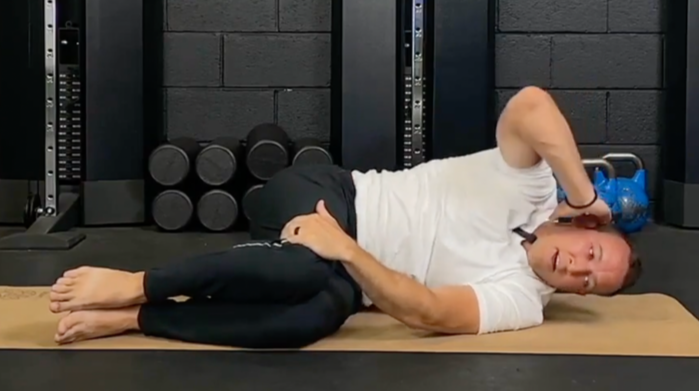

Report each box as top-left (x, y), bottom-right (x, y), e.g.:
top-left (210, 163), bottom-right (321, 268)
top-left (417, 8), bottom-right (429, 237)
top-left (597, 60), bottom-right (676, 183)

top-left (490, 268), bottom-right (556, 299)
top-left (472, 267), bottom-right (552, 334)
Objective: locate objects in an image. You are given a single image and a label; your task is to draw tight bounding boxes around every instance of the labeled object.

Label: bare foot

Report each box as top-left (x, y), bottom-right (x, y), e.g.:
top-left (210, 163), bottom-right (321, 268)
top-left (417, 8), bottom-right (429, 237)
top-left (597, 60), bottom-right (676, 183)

top-left (49, 267), bottom-right (146, 313)
top-left (55, 307), bottom-right (141, 345)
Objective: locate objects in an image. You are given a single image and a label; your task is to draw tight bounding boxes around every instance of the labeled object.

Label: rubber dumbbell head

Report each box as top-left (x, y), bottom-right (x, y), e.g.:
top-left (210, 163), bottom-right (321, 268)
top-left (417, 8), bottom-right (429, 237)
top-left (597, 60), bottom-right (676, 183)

top-left (197, 189), bottom-right (240, 232)
top-left (245, 124), bottom-right (290, 181)
top-left (149, 137), bottom-right (202, 187)
top-left (196, 137), bottom-right (243, 187)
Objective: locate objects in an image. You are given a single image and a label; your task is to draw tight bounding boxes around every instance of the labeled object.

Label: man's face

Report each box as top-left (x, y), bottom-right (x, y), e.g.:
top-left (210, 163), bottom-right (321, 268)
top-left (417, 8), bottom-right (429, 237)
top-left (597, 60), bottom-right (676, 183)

top-left (527, 226), bottom-right (631, 295)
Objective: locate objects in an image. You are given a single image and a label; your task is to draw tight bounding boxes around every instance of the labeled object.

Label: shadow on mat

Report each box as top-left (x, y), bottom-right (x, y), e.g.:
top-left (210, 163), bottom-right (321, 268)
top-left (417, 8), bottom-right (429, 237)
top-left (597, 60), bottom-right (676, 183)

top-left (544, 300), bottom-right (598, 323)
top-left (2, 321), bottom-right (58, 348)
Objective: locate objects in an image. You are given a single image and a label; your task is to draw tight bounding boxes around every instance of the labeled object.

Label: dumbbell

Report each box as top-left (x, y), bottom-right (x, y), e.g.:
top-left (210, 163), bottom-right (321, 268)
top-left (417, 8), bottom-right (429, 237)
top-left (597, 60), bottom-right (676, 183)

top-left (292, 138), bottom-right (333, 166)
top-left (196, 137), bottom-right (243, 187)
top-left (197, 189), bottom-right (240, 232)
top-left (242, 184), bottom-right (264, 221)
top-left (152, 189), bottom-right (195, 232)
top-left (599, 153), bottom-right (650, 233)
top-left (149, 137), bottom-right (201, 187)
top-left (246, 124), bottom-right (290, 181)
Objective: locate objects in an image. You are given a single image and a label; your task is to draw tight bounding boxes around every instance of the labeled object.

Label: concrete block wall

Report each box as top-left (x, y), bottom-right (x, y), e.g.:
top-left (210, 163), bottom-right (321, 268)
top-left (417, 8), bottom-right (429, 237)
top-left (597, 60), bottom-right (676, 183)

top-left (162, 0), bottom-right (664, 204)
top-left (495, 0), bottom-right (665, 206)
top-left (162, 0), bottom-right (332, 143)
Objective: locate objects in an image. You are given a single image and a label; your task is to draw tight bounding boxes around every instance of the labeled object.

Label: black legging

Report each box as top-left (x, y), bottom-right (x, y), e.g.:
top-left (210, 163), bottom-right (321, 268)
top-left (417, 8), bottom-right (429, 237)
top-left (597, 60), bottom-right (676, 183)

top-left (137, 165), bottom-right (363, 349)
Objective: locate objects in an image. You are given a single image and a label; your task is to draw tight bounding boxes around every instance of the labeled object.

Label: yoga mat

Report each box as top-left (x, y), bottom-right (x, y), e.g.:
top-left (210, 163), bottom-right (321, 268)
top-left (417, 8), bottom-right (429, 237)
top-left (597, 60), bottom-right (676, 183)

top-left (2, 287), bottom-right (699, 357)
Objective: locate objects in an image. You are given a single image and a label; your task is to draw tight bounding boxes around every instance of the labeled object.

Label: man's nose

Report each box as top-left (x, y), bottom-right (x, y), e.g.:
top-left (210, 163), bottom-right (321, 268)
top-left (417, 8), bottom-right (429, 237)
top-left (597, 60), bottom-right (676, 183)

top-left (567, 256), bottom-right (591, 275)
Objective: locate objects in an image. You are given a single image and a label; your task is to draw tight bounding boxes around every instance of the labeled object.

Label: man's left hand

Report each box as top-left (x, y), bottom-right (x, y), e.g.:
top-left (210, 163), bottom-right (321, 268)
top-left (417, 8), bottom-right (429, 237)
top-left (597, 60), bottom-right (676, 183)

top-left (281, 200), bottom-right (360, 262)
top-left (549, 197), bottom-right (612, 228)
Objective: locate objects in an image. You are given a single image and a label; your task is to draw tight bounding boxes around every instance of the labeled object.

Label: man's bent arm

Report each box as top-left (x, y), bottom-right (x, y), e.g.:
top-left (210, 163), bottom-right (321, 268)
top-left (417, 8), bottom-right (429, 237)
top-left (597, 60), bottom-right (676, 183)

top-left (497, 86), bottom-right (595, 206)
top-left (341, 247), bottom-right (481, 334)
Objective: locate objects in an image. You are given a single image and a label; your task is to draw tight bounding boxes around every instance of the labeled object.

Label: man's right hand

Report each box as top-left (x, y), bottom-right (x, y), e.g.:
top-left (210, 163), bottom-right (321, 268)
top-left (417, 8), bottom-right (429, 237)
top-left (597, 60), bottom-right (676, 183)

top-left (549, 198), bottom-right (612, 228)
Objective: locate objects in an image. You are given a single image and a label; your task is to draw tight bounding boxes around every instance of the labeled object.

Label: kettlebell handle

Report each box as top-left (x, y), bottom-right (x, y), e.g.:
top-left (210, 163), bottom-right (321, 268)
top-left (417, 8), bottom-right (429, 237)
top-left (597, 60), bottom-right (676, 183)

top-left (582, 158), bottom-right (616, 179)
top-left (601, 152), bottom-right (645, 170)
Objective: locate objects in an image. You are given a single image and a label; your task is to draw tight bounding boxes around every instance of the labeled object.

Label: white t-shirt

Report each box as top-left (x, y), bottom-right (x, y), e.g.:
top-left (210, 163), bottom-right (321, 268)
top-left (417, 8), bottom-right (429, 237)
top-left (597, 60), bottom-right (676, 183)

top-left (351, 147), bottom-right (558, 334)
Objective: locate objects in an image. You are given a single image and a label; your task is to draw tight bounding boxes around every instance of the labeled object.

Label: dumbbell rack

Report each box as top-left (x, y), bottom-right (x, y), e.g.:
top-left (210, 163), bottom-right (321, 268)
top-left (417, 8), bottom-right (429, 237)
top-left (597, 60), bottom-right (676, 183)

top-left (0, 0), bottom-right (85, 250)
top-left (401, 0), bottom-right (427, 168)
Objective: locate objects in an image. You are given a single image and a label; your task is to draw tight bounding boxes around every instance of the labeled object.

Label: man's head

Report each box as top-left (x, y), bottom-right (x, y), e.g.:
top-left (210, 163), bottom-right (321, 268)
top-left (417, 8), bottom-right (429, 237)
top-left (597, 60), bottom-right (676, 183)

top-left (526, 223), bottom-right (642, 295)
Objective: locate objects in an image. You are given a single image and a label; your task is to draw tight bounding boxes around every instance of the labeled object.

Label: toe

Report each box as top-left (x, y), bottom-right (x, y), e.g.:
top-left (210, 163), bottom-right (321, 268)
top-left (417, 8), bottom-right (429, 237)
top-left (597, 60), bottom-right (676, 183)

top-left (56, 315), bottom-right (72, 335)
top-left (55, 312), bottom-right (93, 344)
top-left (55, 313), bottom-right (82, 342)
top-left (56, 328), bottom-right (81, 344)
top-left (49, 302), bottom-right (62, 313)
top-left (64, 267), bottom-right (90, 278)
top-left (51, 280), bottom-right (73, 293)
top-left (49, 291), bottom-right (73, 302)
top-left (55, 277), bottom-right (75, 286)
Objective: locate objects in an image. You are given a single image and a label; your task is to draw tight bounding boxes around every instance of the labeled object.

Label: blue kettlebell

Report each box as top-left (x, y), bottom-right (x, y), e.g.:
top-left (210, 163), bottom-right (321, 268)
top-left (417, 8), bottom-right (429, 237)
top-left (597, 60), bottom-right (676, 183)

top-left (557, 158), bottom-right (620, 217)
top-left (601, 153), bottom-right (650, 233)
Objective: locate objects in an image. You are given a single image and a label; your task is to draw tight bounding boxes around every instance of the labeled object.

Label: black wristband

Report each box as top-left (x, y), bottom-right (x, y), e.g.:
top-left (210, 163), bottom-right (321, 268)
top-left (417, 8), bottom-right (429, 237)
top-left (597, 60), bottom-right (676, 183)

top-left (565, 189), bottom-right (598, 210)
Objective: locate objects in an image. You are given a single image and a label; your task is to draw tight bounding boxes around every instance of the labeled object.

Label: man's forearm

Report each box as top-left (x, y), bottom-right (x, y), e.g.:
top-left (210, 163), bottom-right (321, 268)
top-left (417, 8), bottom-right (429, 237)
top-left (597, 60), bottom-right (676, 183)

top-left (512, 89), bottom-right (595, 205)
top-left (341, 247), bottom-right (439, 327)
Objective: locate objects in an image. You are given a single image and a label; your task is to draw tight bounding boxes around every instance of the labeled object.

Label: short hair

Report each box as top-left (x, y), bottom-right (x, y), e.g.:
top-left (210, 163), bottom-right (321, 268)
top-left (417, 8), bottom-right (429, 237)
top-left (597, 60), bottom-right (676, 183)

top-left (606, 229), bottom-right (643, 296)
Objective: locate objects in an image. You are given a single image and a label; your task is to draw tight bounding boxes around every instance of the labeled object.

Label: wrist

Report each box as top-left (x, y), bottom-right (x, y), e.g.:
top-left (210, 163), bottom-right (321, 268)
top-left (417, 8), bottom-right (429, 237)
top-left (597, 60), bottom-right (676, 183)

top-left (566, 187), bottom-right (598, 209)
top-left (563, 175), bottom-right (596, 206)
top-left (567, 187), bottom-right (596, 206)
top-left (340, 242), bottom-right (365, 264)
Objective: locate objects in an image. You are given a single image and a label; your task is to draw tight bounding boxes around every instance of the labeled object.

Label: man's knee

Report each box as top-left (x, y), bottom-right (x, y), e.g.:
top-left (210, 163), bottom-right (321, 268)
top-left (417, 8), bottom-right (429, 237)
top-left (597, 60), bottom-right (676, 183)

top-left (282, 291), bottom-right (351, 347)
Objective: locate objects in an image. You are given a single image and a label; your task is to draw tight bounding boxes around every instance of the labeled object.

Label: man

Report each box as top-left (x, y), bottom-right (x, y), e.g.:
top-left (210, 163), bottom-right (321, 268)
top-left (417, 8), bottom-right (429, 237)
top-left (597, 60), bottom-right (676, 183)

top-left (48, 86), bottom-right (642, 347)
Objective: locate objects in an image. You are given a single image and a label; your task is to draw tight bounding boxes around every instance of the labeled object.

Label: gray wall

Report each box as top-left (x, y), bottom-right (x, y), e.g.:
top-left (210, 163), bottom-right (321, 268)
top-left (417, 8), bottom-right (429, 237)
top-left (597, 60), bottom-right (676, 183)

top-left (163, 0), bottom-right (332, 143)
top-left (496, 0), bottom-right (665, 207)
top-left (162, 0), bottom-right (664, 202)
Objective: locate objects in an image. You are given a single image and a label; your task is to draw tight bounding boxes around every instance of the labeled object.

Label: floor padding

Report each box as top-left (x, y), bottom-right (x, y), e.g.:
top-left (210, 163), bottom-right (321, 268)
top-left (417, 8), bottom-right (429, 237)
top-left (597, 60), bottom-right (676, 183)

top-left (2, 286), bottom-right (699, 356)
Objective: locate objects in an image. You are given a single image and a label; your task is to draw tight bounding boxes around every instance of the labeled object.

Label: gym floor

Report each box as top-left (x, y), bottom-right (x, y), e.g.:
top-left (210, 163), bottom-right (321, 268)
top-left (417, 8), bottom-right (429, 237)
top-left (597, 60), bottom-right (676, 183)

top-left (1, 224), bottom-right (698, 390)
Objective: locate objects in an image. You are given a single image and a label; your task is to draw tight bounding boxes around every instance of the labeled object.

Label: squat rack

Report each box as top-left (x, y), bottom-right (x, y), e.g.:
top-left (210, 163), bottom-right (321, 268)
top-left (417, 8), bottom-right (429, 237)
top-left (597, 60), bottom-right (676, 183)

top-left (0, 0), bottom-right (85, 250)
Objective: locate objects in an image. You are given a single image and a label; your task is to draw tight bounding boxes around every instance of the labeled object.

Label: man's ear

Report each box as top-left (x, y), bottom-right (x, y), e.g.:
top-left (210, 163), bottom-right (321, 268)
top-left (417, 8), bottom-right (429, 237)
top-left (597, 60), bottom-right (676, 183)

top-left (572, 215), bottom-right (601, 229)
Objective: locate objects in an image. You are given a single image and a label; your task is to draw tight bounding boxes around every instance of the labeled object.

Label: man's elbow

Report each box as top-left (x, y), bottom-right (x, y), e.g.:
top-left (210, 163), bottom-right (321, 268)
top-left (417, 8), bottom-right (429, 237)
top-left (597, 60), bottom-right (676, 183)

top-left (507, 86), bottom-right (555, 117)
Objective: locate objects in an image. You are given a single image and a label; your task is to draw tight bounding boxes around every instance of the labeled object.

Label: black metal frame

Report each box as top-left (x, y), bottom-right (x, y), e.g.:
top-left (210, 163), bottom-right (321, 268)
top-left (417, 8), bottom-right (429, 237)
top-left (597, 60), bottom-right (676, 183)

top-left (429, 0), bottom-right (495, 159)
top-left (331, 0), bottom-right (495, 172)
top-left (399, 0), bottom-right (428, 169)
top-left (0, 0), bottom-right (85, 250)
top-left (0, 0), bottom-right (44, 226)
top-left (0, 0), bottom-right (160, 249)
top-left (662, 0), bottom-right (699, 227)
top-left (331, 0), bottom-right (399, 172)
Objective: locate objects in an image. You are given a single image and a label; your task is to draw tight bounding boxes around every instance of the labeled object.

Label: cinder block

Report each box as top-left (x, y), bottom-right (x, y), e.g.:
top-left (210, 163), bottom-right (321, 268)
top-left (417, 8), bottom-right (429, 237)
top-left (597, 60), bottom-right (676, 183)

top-left (163, 33), bottom-right (221, 87)
top-left (224, 34), bottom-right (331, 87)
top-left (552, 34), bottom-right (662, 88)
top-left (166, 88), bottom-right (274, 140)
top-left (279, 0), bottom-right (331, 32)
top-left (495, 89), bottom-right (517, 116)
top-left (498, 0), bottom-right (606, 32)
top-left (495, 34), bottom-right (551, 88)
top-left (167, 0), bottom-right (276, 32)
top-left (608, 91), bottom-right (663, 144)
top-left (609, 0), bottom-right (664, 32)
top-left (578, 145), bottom-right (659, 198)
top-left (277, 89), bottom-right (331, 142)
top-left (549, 90), bottom-right (607, 144)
